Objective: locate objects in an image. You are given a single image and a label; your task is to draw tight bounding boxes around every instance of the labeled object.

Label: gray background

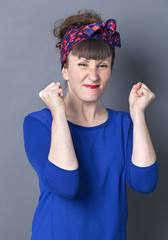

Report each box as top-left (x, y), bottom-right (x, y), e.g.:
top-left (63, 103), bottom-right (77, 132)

top-left (0, 0), bottom-right (167, 239)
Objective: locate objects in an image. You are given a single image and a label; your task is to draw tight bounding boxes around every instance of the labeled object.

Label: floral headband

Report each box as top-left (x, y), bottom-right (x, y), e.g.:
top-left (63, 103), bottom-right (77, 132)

top-left (60, 19), bottom-right (121, 69)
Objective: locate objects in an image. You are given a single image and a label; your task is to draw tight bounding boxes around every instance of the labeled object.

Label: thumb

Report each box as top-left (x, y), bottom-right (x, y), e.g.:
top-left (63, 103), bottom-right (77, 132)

top-left (133, 82), bottom-right (142, 91)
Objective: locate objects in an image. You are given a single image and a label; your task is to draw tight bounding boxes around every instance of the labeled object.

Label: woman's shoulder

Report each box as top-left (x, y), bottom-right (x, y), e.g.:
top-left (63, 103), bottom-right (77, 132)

top-left (107, 107), bottom-right (132, 120)
top-left (107, 108), bottom-right (133, 136)
top-left (25, 107), bottom-right (51, 119)
top-left (107, 108), bottom-right (133, 131)
top-left (24, 107), bottom-right (52, 130)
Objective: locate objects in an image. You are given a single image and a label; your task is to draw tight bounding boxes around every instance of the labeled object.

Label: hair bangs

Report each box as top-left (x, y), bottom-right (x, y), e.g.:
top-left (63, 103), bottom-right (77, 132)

top-left (71, 39), bottom-right (113, 60)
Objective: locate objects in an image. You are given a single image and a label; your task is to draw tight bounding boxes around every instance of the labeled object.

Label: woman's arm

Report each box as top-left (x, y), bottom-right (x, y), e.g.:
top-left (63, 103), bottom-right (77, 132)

top-left (125, 112), bottom-right (158, 194)
top-left (129, 82), bottom-right (157, 167)
top-left (126, 82), bottom-right (158, 193)
top-left (48, 108), bottom-right (79, 170)
top-left (23, 113), bottom-right (79, 199)
top-left (131, 109), bottom-right (156, 167)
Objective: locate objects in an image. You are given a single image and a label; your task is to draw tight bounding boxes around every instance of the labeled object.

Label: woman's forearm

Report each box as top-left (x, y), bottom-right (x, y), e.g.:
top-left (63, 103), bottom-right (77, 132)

top-left (48, 109), bottom-right (78, 170)
top-left (130, 110), bottom-right (157, 167)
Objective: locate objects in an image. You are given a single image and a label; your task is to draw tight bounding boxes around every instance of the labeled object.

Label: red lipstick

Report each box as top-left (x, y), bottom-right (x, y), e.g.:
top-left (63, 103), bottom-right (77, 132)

top-left (84, 85), bottom-right (99, 89)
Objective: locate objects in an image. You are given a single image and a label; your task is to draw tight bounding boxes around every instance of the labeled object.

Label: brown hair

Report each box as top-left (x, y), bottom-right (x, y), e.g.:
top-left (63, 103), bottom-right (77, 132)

top-left (53, 10), bottom-right (114, 70)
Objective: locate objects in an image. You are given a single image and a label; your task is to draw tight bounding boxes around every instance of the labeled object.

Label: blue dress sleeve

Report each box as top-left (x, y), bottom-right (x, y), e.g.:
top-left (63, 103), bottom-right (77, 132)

top-left (125, 114), bottom-right (159, 194)
top-left (23, 115), bottom-right (80, 199)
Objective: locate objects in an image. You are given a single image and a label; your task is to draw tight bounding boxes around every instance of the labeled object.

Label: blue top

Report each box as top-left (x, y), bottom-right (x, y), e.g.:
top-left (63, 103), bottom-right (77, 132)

top-left (23, 107), bottom-right (158, 240)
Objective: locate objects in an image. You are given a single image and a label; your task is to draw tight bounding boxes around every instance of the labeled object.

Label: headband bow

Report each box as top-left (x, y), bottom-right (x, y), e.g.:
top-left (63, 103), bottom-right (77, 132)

top-left (82, 19), bottom-right (119, 39)
top-left (60, 19), bottom-right (121, 69)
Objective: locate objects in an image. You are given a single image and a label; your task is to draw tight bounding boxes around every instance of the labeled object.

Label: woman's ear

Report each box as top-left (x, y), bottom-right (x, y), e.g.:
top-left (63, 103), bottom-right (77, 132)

top-left (62, 66), bottom-right (69, 81)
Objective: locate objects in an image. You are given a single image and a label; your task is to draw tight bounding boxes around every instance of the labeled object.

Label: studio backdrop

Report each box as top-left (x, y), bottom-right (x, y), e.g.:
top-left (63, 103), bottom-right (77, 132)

top-left (0, 0), bottom-right (167, 239)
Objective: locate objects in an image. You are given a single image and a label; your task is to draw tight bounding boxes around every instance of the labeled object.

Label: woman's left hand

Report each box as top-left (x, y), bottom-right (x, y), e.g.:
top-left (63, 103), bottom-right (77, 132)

top-left (129, 82), bottom-right (156, 115)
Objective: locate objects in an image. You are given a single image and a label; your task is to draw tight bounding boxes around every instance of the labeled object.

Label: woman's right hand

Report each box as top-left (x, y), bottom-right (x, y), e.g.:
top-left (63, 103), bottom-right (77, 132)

top-left (39, 81), bottom-right (66, 114)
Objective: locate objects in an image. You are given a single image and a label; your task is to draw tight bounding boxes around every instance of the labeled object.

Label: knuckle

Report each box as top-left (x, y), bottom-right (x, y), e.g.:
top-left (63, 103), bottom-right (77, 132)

top-left (39, 91), bottom-right (43, 97)
top-left (43, 92), bottom-right (48, 98)
top-left (56, 83), bottom-right (60, 87)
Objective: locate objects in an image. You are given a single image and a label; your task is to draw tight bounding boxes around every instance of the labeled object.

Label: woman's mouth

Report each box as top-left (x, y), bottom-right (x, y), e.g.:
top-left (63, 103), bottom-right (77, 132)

top-left (84, 85), bottom-right (99, 89)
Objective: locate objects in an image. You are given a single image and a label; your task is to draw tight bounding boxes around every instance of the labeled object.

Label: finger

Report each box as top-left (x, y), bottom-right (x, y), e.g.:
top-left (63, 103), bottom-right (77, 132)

top-left (39, 83), bottom-right (63, 98)
top-left (131, 82), bottom-right (142, 93)
top-left (140, 83), bottom-right (154, 93)
top-left (58, 89), bottom-right (63, 97)
top-left (49, 87), bottom-right (63, 94)
top-left (137, 89), bottom-right (144, 95)
top-left (137, 88), bottom-right (152, 97)
top-left (39, 82), bottom-right (55, 97)
top-left (139, 82), bottom-right (148, 88)
top-left (44, 82), bottom-right (56, 91)
top-left (138, 87), bottom-right (151, 94)
top-left (55, 81), bottom-right (63, 88)
top-left (48, 82), bottom-right (62, 91)
top-left (141, 83), bottom-right (149, 88)
top-left (50, 82), bottom-right (64, 91)
top-left (51, 88), bottom-right (64, 98)
top-left (134, 82), bottom-right (142, 88)
top-left (45, 82), bottom-right (62, 91)
top-left (49, 84), bottom-right (61, 90)
top-left (41, 88), bottom-right (62, 99)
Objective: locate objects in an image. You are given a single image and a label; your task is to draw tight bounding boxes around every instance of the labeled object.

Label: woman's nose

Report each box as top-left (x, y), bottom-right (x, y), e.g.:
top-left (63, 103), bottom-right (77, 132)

top-left (88, 67), bottom-right (99, 81)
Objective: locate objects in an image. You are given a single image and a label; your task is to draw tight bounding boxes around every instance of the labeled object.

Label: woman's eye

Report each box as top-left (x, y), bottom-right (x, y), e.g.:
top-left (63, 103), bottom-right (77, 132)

top-left (98, 64), bottom-right (108, 68)
top-left (78, 63), bottom-right (87, 67)
top-left (78, 63), bottom-right (108, 68)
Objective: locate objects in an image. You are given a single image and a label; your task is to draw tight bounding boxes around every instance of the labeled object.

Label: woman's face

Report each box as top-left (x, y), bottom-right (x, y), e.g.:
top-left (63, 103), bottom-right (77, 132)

top-left (62, 52), bottom-right (113, 103)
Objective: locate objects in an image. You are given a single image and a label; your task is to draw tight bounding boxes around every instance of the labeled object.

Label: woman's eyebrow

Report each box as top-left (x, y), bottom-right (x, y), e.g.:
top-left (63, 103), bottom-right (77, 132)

top-left (76, 58), bottom-right (89, 62)
top-left (100, 59), bottom-right (109, 63)
top-left (75, 58), bottom-right (110, 64)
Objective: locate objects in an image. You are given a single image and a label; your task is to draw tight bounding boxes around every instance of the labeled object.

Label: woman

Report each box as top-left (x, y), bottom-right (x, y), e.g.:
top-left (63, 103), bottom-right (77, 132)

top-left (23, 10), bottom-right (158, 240)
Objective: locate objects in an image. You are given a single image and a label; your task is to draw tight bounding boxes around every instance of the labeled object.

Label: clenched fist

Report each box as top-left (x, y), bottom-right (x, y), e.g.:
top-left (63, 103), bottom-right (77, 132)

top-left (39, 81), bottom-right (65, 114)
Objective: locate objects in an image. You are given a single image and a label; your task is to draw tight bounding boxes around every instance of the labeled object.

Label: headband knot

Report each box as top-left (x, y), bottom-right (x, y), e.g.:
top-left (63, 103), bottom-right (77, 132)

top-left (60, 19), bottom-right (121, 69)
top-left (82, 19), bottom-right (116, 37)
